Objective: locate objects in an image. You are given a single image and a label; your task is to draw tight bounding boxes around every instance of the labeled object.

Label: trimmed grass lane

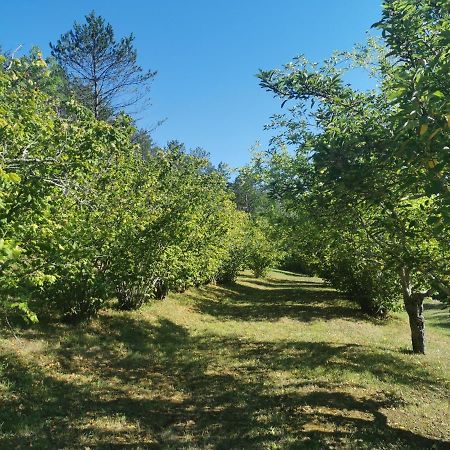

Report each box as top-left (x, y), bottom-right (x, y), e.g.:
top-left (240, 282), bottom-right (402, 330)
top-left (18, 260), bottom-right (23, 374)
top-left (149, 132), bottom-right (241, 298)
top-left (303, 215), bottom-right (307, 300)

top-left (1, 270), bottom-right (449, 449)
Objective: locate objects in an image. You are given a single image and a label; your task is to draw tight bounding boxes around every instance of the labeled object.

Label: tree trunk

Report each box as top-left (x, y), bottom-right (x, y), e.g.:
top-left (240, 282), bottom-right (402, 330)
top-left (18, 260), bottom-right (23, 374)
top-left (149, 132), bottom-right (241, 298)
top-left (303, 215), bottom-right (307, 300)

top-left (404, 293), bottom-right (425, 354)
top-left (93, 80), bottom-right (100, 119)
top-left (400, 268), bottom-right (428, 354)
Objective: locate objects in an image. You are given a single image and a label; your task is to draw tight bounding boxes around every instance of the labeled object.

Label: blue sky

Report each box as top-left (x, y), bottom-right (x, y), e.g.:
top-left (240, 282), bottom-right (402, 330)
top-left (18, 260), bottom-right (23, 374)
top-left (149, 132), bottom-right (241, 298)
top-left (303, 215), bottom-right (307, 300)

top-left (0, 0), bottom-right (382, 168)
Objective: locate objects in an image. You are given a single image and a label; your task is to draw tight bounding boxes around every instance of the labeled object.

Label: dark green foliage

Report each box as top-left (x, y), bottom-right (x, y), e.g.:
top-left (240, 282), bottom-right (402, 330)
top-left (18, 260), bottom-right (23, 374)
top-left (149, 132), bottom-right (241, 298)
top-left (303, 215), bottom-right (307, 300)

top-left (115, 278), bottom-right (153, 311)
top-left (322, 254), bottom-right (401, 317)
top-left (50, 11), bottom-right (156, 119)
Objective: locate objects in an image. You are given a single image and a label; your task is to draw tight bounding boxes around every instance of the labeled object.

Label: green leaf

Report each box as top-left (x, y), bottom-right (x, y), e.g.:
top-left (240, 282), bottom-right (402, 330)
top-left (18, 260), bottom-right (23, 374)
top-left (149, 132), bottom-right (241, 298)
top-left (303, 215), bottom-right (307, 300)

top-left (7, 172), bottom-right (21, 183)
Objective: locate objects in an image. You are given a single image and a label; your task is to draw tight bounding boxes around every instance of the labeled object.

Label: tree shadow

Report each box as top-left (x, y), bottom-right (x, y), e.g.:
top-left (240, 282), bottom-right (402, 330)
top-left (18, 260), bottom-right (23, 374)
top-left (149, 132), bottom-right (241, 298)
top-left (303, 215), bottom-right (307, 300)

top-left (1, 315), bottom-right (448, 449)
top-left (424, 300), bottom-right (450, 332)
top-left (189, 276), bottom-right (370, 323)
top-left (239, 272), bottom-right (325, 285)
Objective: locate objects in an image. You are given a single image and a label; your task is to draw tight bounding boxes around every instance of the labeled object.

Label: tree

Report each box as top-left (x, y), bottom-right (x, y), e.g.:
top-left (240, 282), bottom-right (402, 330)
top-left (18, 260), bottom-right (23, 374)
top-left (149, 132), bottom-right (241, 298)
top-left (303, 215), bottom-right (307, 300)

top-left (373, 0), bottom-right (450, 300)
top-left (230, 169), bottom-right (268, 214)
top-left (50, 11), bottom-right (156, 119)
top-left (257, 0), bottom-right (449, 353)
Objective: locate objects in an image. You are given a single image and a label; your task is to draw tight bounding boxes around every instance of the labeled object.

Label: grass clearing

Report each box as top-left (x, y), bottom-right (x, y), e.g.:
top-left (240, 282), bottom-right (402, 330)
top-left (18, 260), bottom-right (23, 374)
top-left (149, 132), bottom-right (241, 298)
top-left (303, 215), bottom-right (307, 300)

top-left (0, 270), bottom-right (449, 449)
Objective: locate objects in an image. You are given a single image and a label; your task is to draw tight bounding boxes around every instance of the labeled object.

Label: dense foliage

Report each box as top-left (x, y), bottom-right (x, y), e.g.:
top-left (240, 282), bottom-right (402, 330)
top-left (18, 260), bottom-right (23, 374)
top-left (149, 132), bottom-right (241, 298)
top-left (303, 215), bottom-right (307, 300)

top-left (0, 50), bottom-right (275, 323)
top-left (1, 1), bottom-right (448, 357)
top-left (254, 0), bottom-right (449, 353)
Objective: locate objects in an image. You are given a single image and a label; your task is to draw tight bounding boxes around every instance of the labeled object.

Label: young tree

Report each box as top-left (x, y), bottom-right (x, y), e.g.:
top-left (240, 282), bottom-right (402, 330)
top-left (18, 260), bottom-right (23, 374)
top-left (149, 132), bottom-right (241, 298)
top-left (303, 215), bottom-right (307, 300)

top-left (50, 11), bottom-right (156, 119)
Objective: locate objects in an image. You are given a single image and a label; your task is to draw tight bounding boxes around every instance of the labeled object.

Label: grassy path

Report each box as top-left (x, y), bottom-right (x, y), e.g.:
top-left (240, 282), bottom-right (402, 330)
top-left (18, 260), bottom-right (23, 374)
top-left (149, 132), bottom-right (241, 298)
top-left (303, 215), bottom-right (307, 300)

top-left (1, 270), bottom-right (449, 449)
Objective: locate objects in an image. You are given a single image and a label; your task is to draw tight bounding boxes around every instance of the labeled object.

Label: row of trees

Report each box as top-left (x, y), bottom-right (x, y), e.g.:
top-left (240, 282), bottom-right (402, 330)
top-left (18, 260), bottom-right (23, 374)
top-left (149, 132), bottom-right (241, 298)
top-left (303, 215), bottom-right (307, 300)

top-left (0, 15), bottom-right (279, 323)
top-left (250, 0), bottom-right (449, 354)
top-left (2, 3), bottom-right (447, 355)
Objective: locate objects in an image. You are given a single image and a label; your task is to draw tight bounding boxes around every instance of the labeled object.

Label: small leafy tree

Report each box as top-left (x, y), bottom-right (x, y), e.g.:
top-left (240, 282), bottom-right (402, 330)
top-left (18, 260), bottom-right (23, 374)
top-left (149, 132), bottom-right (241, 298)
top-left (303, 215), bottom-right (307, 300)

top-left (245, 217), bottom-right (282, 278)
top-left (217, 211), bottom-right (252, 283)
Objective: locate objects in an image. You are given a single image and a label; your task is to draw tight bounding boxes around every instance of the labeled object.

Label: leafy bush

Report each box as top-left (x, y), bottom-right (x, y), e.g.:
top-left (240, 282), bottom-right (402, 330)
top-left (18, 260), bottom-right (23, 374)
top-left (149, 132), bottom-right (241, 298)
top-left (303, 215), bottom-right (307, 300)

top-left (321, 254), bottom-right (402, 317)
top-left (0, 54), bottom-right (248, 321)
top-left (217, 212), bottom-right (251, 283)
top-left (246, 218), bottom-right (282, 278)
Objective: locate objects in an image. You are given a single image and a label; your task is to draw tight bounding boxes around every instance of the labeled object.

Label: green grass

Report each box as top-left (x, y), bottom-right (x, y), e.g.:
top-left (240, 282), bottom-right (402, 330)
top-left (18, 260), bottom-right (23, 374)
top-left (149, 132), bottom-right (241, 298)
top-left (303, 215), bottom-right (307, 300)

top-left (0, 270), bottom-right (449, 449)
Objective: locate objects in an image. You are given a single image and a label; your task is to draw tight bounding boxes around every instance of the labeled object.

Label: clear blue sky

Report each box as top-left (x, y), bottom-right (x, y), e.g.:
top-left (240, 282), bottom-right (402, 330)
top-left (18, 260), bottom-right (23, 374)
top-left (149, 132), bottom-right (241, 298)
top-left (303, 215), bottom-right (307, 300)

top-left (0, 0), bottom-right (382, 168)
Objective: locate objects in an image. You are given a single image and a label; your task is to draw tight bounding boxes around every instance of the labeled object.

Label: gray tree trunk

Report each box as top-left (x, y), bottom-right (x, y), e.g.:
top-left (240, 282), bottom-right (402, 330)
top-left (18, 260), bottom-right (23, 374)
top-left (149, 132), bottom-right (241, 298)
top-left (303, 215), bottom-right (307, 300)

top-left (400, 268), bottom-right (429, 354)
top-left (404, 292), bottom-right (425, 354)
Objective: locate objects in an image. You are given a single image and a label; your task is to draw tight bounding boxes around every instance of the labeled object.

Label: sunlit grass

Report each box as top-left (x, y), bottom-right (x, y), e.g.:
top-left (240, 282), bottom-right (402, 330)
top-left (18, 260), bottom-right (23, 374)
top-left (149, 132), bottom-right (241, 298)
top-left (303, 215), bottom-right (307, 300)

top-left (0, 269), bottom-right (449, 449)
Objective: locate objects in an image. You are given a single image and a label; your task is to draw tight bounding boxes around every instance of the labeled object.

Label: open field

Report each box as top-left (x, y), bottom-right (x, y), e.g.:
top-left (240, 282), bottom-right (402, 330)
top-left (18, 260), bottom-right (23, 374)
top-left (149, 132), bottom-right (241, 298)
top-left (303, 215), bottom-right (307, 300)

top-left (0, 270), bottom-right (449, 449)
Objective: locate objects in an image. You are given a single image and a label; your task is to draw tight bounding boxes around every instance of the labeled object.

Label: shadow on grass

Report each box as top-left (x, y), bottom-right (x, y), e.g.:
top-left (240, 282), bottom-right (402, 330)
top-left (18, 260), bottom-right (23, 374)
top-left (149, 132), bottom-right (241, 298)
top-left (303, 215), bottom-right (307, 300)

top-left (0, 313), bottom-right (448, 449)
top-left (186, 276), bottom-right (372, 324)
top-left (424, 300), bottom-right (450, 333)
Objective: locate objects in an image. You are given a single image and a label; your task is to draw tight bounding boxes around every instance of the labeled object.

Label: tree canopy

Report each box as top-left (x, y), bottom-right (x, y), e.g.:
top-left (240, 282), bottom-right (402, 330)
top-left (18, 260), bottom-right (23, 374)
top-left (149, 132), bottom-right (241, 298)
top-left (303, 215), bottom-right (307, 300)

top-left (255, 0), bottom-right (449, 353)
top-left (1, 1), bottom-right (448, 356)
top-left (50, 11), bottom-right (156, 119)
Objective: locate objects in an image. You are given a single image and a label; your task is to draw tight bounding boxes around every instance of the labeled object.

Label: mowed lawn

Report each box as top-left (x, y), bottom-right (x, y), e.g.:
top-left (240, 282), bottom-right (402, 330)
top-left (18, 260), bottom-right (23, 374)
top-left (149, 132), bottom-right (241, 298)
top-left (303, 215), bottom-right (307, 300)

top-left (0, 270), bottom-right (449, 449)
